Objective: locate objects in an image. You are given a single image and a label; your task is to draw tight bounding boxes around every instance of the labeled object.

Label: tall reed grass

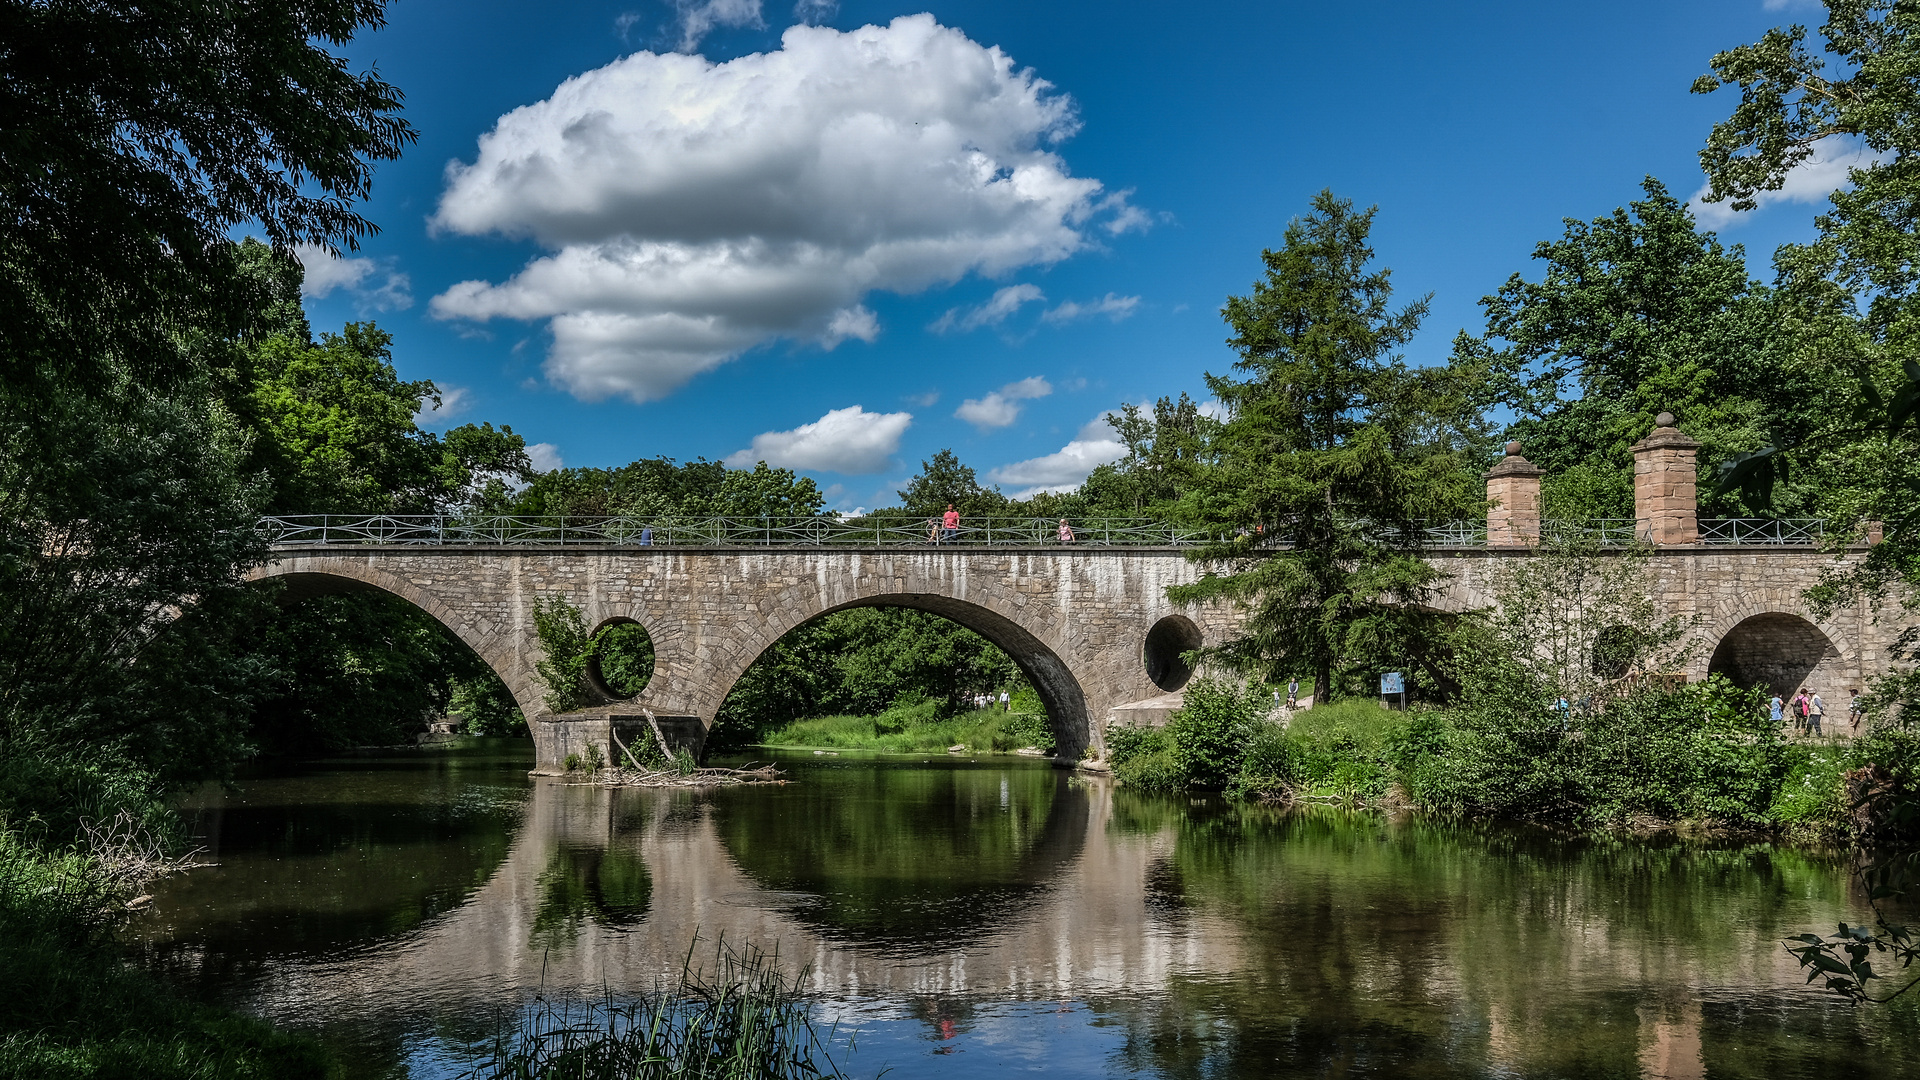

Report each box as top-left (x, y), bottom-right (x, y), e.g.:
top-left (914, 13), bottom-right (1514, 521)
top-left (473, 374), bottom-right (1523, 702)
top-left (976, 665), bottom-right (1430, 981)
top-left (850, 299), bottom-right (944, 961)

top-left (465, 938), bottom-right (854, 1080)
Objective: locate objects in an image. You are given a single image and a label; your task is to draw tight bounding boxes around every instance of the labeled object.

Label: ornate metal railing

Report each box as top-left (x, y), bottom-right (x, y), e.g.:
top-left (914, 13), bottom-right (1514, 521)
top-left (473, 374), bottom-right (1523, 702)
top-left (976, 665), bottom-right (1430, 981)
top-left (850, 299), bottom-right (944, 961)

top-left (256, 514), bottom-right (1832, 549)
top-left (1541, 519), bottom-right (1646, 545)
top-left (256, 515), bottom-right (1208, 548)
top-left (1698, 518), bottom-right (1825, 545)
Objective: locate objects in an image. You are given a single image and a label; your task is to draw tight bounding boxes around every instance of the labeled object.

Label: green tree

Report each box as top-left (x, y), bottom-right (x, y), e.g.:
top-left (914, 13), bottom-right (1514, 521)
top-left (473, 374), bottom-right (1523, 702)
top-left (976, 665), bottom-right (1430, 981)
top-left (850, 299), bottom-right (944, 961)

top-left (1455, 179), bottom-right (1805, 517)
top-left (510, 457), bottom-right (823, 520)
top-left (897, 450), bottom-right (1009, 519)
top-left (1694, 2), bottom-right (1920, 999)
top-left (1077, 394), bottom-right (1216, 515)
top-left (1, 0), bottom-right (415, 404)
top-left (1169, 191), bottom-right (1484, 704)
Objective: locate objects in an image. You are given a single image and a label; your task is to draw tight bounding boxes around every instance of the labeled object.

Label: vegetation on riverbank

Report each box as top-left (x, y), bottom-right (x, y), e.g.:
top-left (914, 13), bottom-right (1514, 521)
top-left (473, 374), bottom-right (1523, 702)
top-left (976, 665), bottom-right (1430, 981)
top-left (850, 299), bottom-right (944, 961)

top-left (1109, 675), bottom-right (1916, 839)
top-left (760, 697), bottom-right (1056, 755)
top-left (0, 759), bottom-right (326, 1079)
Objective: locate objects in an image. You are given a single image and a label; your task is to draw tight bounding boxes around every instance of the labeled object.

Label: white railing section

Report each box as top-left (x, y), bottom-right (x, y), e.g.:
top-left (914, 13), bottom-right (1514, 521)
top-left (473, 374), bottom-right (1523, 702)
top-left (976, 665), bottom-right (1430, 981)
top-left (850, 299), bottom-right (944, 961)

top-left (1541, 519), bottom-right (1646, 545)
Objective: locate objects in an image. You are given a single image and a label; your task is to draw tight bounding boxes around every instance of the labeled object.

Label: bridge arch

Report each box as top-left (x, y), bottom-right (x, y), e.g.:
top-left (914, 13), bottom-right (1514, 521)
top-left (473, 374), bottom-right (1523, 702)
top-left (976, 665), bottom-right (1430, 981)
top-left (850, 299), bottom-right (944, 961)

top-left (703, 591), bottom-right (1094, 758)
top-left (1700, 591), bottom-right (1856, 700)
top-left (243, 561), bottom-right (542, 721)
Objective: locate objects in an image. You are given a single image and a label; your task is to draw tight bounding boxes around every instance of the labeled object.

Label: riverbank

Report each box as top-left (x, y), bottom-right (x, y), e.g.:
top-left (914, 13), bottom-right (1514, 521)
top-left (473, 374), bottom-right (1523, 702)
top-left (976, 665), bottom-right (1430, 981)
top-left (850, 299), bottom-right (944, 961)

top-left (1109, 679), bottom-right (1903, 838)
top-left (758, 698), bottom-right (1057, 756)
top-left (0, 759), bottom-right (328, 1079)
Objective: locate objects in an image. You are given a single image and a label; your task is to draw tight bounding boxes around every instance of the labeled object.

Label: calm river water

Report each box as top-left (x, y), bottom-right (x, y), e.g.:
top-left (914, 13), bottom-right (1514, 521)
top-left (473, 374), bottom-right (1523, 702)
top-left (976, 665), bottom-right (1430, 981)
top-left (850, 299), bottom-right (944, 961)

top-left (130, 741), bottom-right (1919, 1079)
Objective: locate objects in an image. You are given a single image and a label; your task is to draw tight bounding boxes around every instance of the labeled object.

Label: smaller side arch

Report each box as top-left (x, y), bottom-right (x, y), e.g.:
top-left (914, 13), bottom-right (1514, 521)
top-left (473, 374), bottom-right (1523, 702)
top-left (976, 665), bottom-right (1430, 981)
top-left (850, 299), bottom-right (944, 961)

top-left (1706, 611), bottom-right (1846, 699)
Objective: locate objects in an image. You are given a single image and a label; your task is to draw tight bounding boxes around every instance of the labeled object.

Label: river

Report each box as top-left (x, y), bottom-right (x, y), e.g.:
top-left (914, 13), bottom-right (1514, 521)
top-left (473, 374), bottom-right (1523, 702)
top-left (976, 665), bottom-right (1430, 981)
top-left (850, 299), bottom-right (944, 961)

top-left (129, 741), bottom-right (1918, 1078)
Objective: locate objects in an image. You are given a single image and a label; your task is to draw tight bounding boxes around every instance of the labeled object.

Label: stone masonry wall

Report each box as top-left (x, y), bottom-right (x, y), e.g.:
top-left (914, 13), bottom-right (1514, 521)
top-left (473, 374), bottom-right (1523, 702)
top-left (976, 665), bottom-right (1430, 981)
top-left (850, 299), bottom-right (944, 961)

top-left (252, 547), bottom-right (1236, 766)
top-left (252, 543), bottom-right (1905, 769)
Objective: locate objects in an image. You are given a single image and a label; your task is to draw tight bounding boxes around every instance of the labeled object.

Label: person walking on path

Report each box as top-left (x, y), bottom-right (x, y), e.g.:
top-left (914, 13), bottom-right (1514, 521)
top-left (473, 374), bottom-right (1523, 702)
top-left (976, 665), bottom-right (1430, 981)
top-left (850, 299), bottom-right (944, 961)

top-left (1792, 690), bottom-right (1811, 734)
top-left (1850, 690), bottom-right (1865, 732)
top-left (1770, 692), bottom-right (1784, 729)
top-left (1809, 690), bottom-right (1826, 737)
top-left (942, 504), bottom-right (960, 544)
top-left (1057, 518), bottom-right (1075, 543)
top-left (1286, 678), bottom-right (1299, 709)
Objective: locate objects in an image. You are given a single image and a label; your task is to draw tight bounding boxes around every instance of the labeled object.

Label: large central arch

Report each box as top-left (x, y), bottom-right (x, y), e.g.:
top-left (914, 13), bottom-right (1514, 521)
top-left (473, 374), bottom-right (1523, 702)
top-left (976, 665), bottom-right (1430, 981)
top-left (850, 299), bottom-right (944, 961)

top-left (704, 592), bottom-right (1093, 759)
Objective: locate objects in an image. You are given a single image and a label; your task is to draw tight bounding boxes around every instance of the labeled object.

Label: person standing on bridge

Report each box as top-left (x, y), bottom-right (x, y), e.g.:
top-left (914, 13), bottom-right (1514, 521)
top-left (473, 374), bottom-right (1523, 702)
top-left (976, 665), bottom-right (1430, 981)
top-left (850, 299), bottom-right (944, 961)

top-left (1057, 519), bottom-right (1074, 543)
top-left (942, 504), bottom-right (960, 544)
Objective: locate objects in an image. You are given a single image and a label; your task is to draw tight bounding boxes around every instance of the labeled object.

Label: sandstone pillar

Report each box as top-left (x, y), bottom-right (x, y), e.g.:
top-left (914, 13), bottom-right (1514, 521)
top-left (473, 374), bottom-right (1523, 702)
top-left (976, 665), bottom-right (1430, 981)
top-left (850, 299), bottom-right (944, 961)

top-left (1631, 412), bottom-right (1700, 546)
top-left (1484, 441), bottom-right (1544, 547)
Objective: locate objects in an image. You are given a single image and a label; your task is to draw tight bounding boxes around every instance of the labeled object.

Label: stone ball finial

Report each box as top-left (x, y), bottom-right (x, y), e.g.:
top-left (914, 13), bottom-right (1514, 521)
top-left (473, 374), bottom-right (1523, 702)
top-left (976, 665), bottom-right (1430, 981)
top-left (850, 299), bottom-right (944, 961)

top-left (1655, 411), bottom-right (1676, 429)
top-left (1505, 440), bottom-right (1522, 456)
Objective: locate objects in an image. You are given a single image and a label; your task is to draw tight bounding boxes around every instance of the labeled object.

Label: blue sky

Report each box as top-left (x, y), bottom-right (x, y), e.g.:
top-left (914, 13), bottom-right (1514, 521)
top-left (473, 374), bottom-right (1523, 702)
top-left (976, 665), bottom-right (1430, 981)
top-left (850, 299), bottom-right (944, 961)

top-left (300, 0), bottom-right (1840, 511)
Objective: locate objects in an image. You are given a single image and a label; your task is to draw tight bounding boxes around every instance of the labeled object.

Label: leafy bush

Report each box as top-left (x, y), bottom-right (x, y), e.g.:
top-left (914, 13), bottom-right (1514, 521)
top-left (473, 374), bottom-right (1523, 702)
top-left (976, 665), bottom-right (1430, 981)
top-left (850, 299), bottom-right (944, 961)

top-left (533, 597), bottom-right (593, 712)
top-left (1004, 711), bottom-right (1056, 752)
top-left (1770, 744), bottom-right (1850, 828)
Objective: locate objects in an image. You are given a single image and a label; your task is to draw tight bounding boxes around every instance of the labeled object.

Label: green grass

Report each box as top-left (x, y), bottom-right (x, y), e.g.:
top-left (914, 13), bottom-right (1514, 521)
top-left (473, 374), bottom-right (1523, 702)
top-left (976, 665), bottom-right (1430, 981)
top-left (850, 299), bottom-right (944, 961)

top-left (1284, 699), bottom-right (1412, 749)
top-left (762, 700), bottom-right (1056, 754)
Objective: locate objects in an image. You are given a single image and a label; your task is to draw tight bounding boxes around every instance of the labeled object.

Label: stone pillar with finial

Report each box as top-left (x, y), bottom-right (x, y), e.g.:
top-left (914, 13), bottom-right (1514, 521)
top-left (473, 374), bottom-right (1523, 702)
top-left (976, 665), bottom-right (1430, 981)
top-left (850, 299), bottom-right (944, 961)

top-left (1484, 441), bottom-right (1544, 547)
top-left (1631, 411), bottom-right (1700, 545)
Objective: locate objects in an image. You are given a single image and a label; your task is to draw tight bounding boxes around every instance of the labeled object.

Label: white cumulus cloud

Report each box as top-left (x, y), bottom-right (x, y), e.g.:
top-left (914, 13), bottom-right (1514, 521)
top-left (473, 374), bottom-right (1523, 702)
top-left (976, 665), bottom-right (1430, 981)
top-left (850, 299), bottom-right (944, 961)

top-left (296, 244), bottom-right (413, 313)
top-left (526, 443), bottom-right (566, 473)
top-left (955, 376), bottom-right (1052, 429)
top-left (672, 0), bottom-right (764, 50)
top-left (929, 283), bottom-right (1044, 334)
top-left (1689, 135), bottom-right (1884, 227)
top-left (984, 413), bottom-right (1127, 496)
top-left (1042, 292), bottom-right (1140, 324)
top-left (724, 405), bottom-right (912, 473)
top-left (428, 15), bottom-right (1143, 404)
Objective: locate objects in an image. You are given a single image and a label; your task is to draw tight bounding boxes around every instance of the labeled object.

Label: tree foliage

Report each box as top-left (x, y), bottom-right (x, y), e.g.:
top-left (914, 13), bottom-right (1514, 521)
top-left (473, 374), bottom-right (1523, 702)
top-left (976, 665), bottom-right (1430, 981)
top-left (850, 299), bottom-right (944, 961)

top-left (1456, 179), bottom-right (1804, 516)
top-left (1169, 190), bottom-right (1485, 703)
top-left (0, 0), bottom-right (416, 402)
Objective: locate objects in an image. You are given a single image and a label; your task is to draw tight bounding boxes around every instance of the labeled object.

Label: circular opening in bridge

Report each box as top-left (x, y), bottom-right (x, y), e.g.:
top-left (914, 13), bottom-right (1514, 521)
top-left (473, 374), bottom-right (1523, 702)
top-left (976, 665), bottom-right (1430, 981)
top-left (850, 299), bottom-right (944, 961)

top-left (1143, 615), bottom-right (1202, 692)
top-left (1590, 625), bottom-right (1639, 681)
top-left (1707, 612), bottom-right (1840, 699)
top-left (586, 618), bottom-right (655, 700)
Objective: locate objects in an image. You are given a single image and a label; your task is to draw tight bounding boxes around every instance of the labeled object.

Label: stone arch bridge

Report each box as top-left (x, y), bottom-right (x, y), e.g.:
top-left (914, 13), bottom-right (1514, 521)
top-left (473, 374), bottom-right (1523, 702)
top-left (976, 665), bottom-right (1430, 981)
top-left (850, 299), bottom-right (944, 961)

top-left (250, 530), bottom-right (1895, 772)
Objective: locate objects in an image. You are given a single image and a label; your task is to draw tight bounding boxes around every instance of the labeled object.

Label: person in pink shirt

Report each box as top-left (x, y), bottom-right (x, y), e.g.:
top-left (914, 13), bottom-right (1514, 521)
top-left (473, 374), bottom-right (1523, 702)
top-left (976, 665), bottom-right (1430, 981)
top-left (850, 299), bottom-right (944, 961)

top-left (941, 504), bottom-right (960, 544)
top-left (1057, 518), bottom-right (1075, 543)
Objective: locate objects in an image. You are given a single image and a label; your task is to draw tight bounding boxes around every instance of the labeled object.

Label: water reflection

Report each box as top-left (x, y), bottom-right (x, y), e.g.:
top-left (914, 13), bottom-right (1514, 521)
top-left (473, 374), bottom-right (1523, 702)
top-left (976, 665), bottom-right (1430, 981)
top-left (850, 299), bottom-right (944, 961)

top-left (128, 746), bottom-right (1920, 1080)
top-left (710, 757), bottom-right (1085, 948)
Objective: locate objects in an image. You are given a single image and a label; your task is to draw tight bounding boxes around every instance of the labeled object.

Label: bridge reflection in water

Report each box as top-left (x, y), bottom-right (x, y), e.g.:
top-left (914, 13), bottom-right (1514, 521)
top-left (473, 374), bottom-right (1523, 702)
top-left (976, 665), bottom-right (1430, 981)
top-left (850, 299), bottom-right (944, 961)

top-left (134, 750), bottom-right (1912, 1079)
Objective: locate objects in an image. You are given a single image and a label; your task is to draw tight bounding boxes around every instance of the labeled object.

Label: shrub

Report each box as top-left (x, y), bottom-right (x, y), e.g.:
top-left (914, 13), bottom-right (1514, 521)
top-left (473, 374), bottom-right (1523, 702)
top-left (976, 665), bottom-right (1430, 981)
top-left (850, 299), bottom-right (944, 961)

top-left (1166, 678), bottom-right (1264, 791)
top-left (1004, 711), bottom-right (1055, 752)
top-left (1769, 743), bottom-right (1849, 829)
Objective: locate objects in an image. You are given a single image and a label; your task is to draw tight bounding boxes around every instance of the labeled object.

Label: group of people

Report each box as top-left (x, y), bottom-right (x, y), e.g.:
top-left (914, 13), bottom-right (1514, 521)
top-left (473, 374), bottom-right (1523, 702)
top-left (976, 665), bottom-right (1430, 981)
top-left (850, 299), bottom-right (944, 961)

top-left (926, 505), bottom-right (1076, 544)
top-left (971, 690), bottom-right (1013, 711)
top-left (1769, 687), bottom-right (1866, 736)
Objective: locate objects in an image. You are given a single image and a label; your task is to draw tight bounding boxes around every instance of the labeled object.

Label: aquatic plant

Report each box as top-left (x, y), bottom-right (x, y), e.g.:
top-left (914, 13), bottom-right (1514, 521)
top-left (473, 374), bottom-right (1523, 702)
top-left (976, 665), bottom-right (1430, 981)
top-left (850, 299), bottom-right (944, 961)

top-left (465, 938), bottom-right (854, 1080)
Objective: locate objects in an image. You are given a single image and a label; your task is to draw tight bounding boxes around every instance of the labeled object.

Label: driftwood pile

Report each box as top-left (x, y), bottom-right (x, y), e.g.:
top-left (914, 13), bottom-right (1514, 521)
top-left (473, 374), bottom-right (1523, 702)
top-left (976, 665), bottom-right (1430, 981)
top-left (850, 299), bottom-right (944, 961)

top-left (571, 713), bottom-right (787, 788)
top-left (584, 763), bottom-right (786, 788)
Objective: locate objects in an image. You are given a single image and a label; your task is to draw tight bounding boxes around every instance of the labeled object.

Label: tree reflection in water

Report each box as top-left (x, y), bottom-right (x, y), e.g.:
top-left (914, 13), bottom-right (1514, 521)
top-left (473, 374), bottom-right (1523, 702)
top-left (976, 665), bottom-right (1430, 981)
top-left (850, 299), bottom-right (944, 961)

top-left (710, 758), bottom-right (1085, 950)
